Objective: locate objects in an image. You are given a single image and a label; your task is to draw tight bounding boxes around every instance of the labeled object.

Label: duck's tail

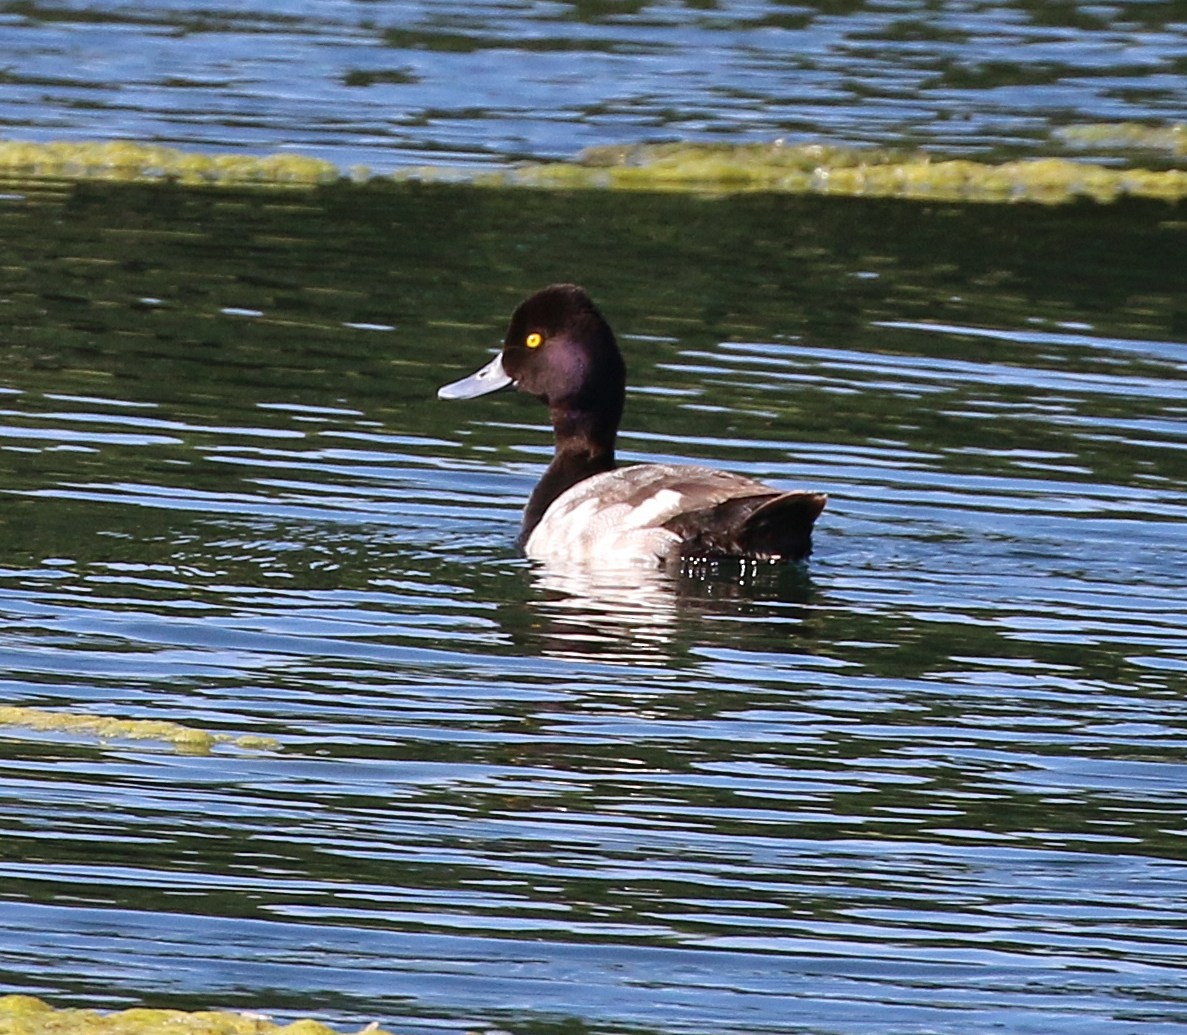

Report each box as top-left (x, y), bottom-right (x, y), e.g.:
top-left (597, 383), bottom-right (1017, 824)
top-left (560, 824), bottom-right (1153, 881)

top-left (736, 491), bottom-right (827, 561)
top-left (666, 491), bottom-right (827, 562)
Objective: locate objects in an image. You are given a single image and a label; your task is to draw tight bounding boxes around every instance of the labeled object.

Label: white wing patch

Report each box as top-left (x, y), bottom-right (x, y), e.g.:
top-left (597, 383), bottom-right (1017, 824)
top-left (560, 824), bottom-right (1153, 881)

top-left (624, 488), bottom-right (686, 528)
top-left (523, 463), bottom-right (773, 566)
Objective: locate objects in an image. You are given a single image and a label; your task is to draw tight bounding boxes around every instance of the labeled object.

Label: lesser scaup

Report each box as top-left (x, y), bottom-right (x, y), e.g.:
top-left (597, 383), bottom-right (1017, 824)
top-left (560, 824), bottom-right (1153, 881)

top-left (439, 284), bottom-right (826, 565)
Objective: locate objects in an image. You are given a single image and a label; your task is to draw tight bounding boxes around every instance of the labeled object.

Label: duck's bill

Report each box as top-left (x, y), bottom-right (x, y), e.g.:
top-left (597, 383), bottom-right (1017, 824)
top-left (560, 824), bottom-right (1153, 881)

top-left (437, 353), bottom-right (514, 400)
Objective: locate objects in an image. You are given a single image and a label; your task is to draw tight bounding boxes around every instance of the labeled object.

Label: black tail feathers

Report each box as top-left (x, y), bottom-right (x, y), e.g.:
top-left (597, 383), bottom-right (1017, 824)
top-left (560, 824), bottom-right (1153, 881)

top-left (736, 491), bottom-right (827, 560)
top-left (664, 491), bottom-right (827, 561)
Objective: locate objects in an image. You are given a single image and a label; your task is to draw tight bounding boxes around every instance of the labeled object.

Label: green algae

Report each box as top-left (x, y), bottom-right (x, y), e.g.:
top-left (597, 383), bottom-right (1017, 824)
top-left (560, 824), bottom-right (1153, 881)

top-left (0, 996), bottom-right (388, 1035)
top-left (449, 139), bottom-right (1187, 203)
top-left (3, 129), bottom-right (1187, 203)
top-left (1058, 121), bottom-right (1187, 157)
top-left (0, 706), bottom-right (278, 755)
top-left (0, 140), bottom-right (338, 187)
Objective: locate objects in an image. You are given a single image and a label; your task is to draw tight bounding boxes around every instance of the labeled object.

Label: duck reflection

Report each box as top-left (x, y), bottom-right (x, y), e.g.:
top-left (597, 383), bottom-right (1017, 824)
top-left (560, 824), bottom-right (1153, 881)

top-left (523, 556), bottom-right (818, 662)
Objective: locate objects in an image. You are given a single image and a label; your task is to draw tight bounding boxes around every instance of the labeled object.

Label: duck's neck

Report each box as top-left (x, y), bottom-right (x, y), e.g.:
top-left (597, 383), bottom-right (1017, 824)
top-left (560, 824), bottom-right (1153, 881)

top-left (518, 406), bottom-right (618, 547)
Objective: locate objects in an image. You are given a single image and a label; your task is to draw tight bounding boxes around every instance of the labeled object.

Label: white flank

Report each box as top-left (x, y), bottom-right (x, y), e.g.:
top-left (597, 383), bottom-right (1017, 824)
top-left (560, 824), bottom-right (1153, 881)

top-left (522, 464), bottom-right (768, 566)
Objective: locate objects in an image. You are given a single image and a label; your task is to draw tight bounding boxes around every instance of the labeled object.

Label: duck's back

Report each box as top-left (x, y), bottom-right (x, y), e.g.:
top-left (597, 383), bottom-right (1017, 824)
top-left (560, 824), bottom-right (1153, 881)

top-left (522, 463), bottom-right (826, 565)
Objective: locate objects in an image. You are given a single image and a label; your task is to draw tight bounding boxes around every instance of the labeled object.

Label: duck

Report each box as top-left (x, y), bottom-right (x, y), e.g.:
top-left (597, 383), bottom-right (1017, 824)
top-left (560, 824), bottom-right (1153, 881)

top-left (438, 283), bottom-right (826, 566)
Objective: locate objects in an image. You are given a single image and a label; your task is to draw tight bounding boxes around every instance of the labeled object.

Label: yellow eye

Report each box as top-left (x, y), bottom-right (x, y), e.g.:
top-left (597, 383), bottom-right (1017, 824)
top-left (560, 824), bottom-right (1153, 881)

top-left (525, 332), bottom-right (543, 349)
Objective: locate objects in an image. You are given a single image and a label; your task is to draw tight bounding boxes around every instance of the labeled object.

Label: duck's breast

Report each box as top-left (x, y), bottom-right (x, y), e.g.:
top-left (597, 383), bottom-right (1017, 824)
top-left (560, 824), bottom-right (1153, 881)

top-left (522, 463), bottom-right (776, 565)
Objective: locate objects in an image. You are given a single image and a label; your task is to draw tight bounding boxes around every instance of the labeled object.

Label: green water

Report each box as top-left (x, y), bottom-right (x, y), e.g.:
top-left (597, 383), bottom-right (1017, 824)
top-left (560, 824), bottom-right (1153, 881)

top-left (1, 178), bottom-right (1185, 1034)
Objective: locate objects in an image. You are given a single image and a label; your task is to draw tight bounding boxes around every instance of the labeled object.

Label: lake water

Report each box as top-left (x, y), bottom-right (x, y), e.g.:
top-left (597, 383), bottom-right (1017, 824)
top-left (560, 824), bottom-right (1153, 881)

top-left (2, 4), bottom-right (1187, 1035)
top-left (2, 178), bottom-right (1185, 1035)
top-left (3, 0), bottom-right (1187, 170)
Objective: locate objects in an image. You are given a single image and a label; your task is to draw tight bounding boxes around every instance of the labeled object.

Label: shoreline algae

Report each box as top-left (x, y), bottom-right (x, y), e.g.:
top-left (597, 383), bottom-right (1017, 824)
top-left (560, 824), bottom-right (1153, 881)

top-left (1057, 121), bottom-right (1187, 158)
top-left (0, 706), bottom-right (278, 754)
top-left (0, 997), bottom-right (388, 1035)
top-left (0, 141), bottom-right (338, 187)
top-left (466, 139), bottom-right (1187, 203)
top-left (2, 129), bottom-right (1186, 202)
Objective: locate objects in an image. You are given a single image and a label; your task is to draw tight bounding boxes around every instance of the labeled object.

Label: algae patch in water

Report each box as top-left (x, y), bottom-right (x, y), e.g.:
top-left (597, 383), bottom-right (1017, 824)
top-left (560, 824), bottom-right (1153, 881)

top-left (466, 138), bottom-right (1187, 203)
top-left (3, 127), bottom-right (1186, 202)
top-left (1057, 121), bottom-right (1187, 157)
top-left (0, 140), bottom-right (338, 187)
top-left (0, 996), bottom-right (389, 1035)
top-left (0, 706), bottom-right (278, 755)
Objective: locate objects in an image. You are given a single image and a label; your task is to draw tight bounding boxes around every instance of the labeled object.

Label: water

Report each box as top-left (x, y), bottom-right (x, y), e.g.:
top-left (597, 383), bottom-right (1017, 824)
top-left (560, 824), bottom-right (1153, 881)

top-left (2, 3), bottom-right (1187, 1033)
top-left (2, 0), bottom-right (1186, 170)
top-left (1, 179), bottom-right (1185, 1034)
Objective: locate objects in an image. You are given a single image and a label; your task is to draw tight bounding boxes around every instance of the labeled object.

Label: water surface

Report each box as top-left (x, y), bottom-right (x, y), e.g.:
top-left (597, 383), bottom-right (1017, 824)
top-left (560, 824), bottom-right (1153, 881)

top-left (0, 179), bottom-right (1185, 1034)
top-left (2, 0), bottom-right (1186, 170)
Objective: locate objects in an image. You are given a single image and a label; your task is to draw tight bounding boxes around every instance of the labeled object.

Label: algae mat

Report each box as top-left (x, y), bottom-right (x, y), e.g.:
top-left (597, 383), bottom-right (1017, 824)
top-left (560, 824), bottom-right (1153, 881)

top-left (0, 707), bottom-right (277, 754)
top-left (0, 997), bottom-right (388, 1035)
top-left (463, 137), bottom-right (1187, 203)
top-left (2, 129), bottom-right (1186, 203)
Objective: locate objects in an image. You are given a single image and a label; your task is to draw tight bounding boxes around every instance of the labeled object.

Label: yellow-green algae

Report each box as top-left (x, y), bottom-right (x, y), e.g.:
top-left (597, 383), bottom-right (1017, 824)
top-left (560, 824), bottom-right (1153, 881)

top-left (0, 140), bottom-right (338, 187)
top-left (0, 996), bottom-right (389, 1035)
top-left (3, 130), bottom-right (1187, 202)
top-left (0, 706), bottom-right (278, 755)
top-left (452, 139), bottom-right (1187, 203)
top-left (1058, 121), bottom-right (1187, 157)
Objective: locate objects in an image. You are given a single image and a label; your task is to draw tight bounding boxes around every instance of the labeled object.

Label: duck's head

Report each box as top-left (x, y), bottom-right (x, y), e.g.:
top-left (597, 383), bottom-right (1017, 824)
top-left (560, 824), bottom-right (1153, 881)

top-left (438, 284), bottom-right (626, 421)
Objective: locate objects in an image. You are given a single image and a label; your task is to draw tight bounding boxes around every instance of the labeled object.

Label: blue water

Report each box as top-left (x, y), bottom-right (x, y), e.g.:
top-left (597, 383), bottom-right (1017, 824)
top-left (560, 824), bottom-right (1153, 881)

top-left (1, 8), bottom-right (1186, 1035)
top-left (2, 0), bottom-right (1185, 170)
